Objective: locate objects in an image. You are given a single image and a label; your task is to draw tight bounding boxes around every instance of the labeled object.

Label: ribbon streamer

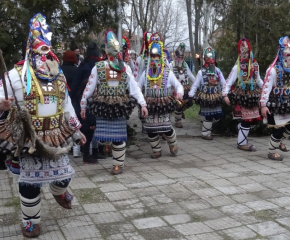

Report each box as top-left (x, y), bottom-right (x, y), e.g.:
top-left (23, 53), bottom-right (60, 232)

top-left (28, 64), bottom-right (44, 104)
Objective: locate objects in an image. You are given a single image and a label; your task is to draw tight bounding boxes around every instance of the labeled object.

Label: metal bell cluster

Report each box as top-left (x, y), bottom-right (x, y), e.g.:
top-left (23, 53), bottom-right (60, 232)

top-left (87, 95), bottom-right (137, 119)
top-left (228, 88), bottom-right (260, 108)
top-left (266, 96), bottom-right (290, 114)
top-left (194, 92), bottom-right (223, 107)
top-left (145, 96), bottom-right (178, 115)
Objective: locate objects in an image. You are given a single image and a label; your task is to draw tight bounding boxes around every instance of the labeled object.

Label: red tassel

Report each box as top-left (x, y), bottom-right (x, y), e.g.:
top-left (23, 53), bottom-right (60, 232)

top-left (65, 82), bottom-right (71, 92)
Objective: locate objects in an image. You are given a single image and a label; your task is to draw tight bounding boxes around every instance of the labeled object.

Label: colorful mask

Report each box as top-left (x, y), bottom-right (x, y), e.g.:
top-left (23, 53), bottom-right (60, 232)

top-left (105, 30), bottom-right (124, 72)
top-left (163, 48), bottom-right (171, 63)
top-left (147, 33), bottom-right (164, 82)
top-left (175, 43), bottom-right (185, 61)
top-left (122, 36), bottom-right (130, 63)
top-left (278, 36), bottom-right (290, 71)
top-left (236, 38), bottom-right (256, 90)
top-left (238, 38), bottom-right (251, 62)
top-left (22, 13), bottom-right (60, 104)
top-left (203, 47), bottom-right (216, 75)
top-left (140, 31), bottom-right (152, 56)
top-left (29, 13), bottom-right (52, 55)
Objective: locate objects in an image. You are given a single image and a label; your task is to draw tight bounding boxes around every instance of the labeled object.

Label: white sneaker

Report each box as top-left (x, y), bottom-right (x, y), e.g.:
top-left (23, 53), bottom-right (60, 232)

top-left (73, 145), bottom-right (82, 158)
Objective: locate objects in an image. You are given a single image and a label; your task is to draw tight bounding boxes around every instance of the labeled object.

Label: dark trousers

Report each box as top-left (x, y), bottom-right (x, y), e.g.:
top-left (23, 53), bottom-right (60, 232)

top-left (82, 129), bottom-right (94, 156)
top-left (19, 180), bottom-right (70, 199)
top-left (148, 128), bottom-right (174, 138)
top-left (267, 113), bottom-right (290, 140)
top-left (241, 120), bottom-right (251, 128)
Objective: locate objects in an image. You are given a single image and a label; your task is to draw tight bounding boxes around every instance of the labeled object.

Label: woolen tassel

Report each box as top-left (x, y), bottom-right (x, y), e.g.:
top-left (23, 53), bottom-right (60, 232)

top-left (26, 62), bottom-right (31, 95)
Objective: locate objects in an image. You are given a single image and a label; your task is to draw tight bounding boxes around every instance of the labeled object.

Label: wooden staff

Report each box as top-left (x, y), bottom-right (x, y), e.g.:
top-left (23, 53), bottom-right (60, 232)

top-left (0, 50), bottom-right (9, 100)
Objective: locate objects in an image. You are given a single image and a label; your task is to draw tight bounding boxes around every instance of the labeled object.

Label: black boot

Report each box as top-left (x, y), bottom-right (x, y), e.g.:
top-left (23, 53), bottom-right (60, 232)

top-left (83, 155), bottom-right (98, 164)
top-left (92, 148), bottom-right (106, 159)
top-left (0, 154), bottom-right (6, 170)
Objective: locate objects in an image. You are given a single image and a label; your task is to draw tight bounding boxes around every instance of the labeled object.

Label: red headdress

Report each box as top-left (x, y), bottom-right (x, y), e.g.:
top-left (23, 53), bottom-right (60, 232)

top-left (122, 36), bottom-right (130, 62)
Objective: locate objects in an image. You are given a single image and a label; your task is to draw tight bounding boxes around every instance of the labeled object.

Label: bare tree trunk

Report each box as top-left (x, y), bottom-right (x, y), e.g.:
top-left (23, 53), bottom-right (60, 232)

top-left (186, 0), bottom-right (197, 72)
top-left (203, 1), bottom-right (211, 48)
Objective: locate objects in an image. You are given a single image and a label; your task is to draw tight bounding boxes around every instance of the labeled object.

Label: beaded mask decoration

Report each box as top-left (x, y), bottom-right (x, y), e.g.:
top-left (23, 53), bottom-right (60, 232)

top-left (147, 33), bottom-right (164, 83)
top-left (237, 38), bottom-right (255, 90)
top-left (122, 36), bottom-right (130, 63)
top-left (105, 29), bottom-right (125, 72)
top-left (174, 42), bottom-right (185, 62)
top-left (279, 36), bottom-right (290, 72)
top-left (21, 13), bottom-right (61, 104)
top-left (140, 31), bottom-right (152, 56)
top-left (203, 47), bottom-right (216, 75)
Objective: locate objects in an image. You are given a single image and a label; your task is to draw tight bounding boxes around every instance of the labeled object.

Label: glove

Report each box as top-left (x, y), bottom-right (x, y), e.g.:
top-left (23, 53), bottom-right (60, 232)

top-left (188, 97), bottom-right (193, 107)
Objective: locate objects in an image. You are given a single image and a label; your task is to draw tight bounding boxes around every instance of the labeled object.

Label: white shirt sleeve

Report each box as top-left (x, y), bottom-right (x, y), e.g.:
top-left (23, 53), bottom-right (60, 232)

top-left (138, 71), bottom-right (146, 89)
top-left (260, 67), bottom-right (275, 107)
top-left (169, 71), bottom-right (184, 95)
top-left (189, 70), bottom-right (202, 97)
top-left (216, 67), bottom-right (226, 87)
top-left (222, 65), bottom-right (237, 96)
top-left (0, 69), bottom-right (23, 113)
top-left (133, 56), bottom-right (141, 80)
top-left (256, 64), bottom-right (264, 88)
top-left (126, 67), bottom-right (146, 106)
top-left (64, 93), bottom-right (82, 130)
top-left (80, 65), bottom-right (98, 109)
top-left (186, 63), bottom-right (196, 84)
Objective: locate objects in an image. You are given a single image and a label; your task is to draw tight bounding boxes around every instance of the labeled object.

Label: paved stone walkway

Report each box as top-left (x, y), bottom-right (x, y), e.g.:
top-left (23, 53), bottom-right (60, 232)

top-left (2, 110), bottom-right (290, 239)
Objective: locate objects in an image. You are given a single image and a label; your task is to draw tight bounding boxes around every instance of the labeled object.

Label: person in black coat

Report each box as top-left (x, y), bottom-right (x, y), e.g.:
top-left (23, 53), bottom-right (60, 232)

top-left (61, 50), bottom-right (78, 94)
top-left (71, 41), bottom-right (106, 163)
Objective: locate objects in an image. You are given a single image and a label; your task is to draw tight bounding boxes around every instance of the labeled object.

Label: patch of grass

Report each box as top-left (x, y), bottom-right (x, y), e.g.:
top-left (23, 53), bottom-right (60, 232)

top-left (73, 188), bottom-right (105, 204)
top-left (249, 209), bottom-right (277, 220)
top-left (184, 105), bottom-right (200, 121)
top-left (4, 197), bottom-right (19, 207)
top-left (127, 124), bottom-right (137, 137)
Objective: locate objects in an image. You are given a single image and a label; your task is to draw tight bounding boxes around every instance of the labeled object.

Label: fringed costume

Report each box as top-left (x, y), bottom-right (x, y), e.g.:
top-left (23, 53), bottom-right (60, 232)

top-left (81, 30), bottom-right (146, 175)
top-left (138, 33), bottom-right (183, 158)
top-left (223, 38), bottom-right (263, 151)
top-left (173, 43), bottom-right (196, 128)
top-left (188, 47), bottom-right (225, 140)
top-left (260, 36), bottom-right (290, 161)
top-left (0, 13), bottom-right (82, 238)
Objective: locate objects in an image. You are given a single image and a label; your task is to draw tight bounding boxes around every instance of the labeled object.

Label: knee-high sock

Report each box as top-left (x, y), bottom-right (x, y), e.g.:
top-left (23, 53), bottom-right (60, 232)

top-left (237, 124), bottom-right (250, 146)
top-left (269, 135), bottom-right (281, 154)
top-left (112, 142), bottom-right (126, 167)
top-left (49, 182), bottom-right (68, 196)
top-left (165, 129), bottom-right (177, 147)
top-left (148, 135), bottom-right (162, 152)
top-left (20, 194), bottom-right (41, 224)
top-left (175, 111), bottom-right (182, 123)
top-left (202, 120), bottom-right (212, 136)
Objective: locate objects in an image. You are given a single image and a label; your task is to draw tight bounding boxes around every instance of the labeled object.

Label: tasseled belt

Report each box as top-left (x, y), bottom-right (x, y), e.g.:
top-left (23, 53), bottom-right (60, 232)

top-left (0, 109), bottom-right (78, 156)
top-left (145, 96), bottom-right (178, 115)
top-left (228, 86), bottom-right (261, 108)
top-left (87, 94), bottom-right (137, 119)
top-left (194, 85), bottom-right (223, 107)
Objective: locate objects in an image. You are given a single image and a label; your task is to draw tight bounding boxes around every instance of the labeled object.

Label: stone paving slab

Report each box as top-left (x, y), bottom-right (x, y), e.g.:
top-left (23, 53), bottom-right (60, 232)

top-left (3, 110), bottom-right (290, 239)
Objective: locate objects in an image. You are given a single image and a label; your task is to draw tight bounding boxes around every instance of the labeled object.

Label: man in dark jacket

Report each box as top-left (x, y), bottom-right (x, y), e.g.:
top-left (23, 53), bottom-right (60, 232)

top-left (61, 50), bottom-right (78, 95)
top-left (71, 41), bottom-right (106, 163)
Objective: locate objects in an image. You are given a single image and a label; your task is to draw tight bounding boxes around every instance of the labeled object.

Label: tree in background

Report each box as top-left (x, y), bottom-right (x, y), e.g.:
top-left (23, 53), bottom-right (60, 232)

top-left (210, 0), bottom-right (290, 77)
top-left (0, 0), bottom-right (126, 68)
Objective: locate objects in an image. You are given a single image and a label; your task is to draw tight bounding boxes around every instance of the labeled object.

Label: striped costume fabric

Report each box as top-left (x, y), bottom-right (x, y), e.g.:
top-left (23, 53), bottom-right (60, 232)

top-left (142, 113), bottom-right (172, 134)
top-left (199, 106), bottom-right (223, 118)
top-left (94, 117), bottom-right (127, 142)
